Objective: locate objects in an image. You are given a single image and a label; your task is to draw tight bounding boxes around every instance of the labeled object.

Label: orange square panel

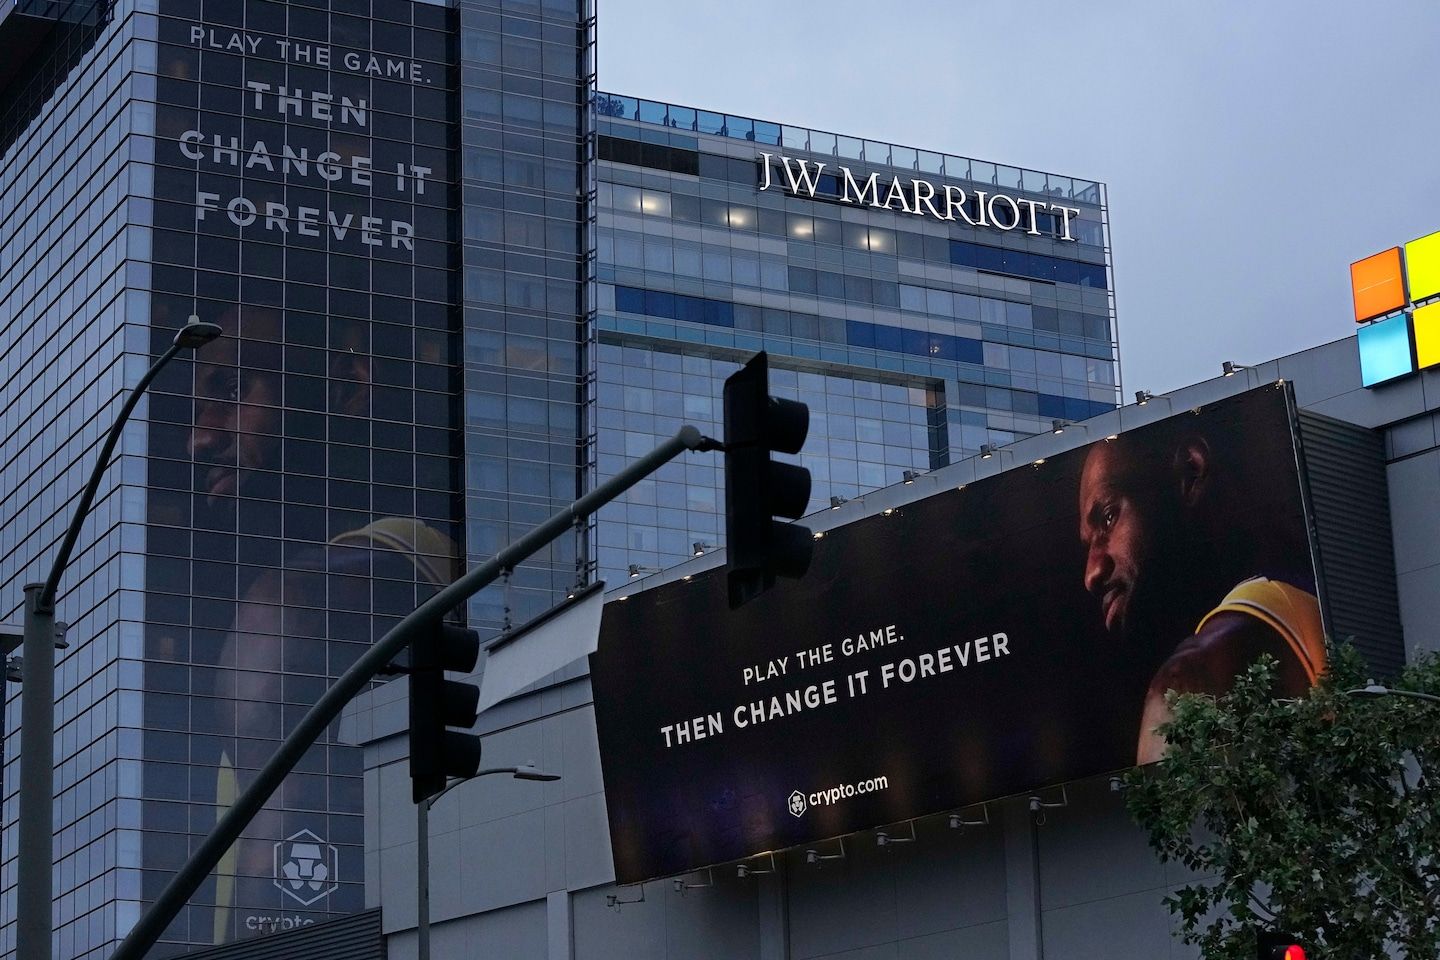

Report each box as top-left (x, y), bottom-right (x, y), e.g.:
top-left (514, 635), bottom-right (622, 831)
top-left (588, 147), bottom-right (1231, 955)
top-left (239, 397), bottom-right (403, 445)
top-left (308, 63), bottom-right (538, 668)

top-left (1351, 247), bottom-right (1407, 323)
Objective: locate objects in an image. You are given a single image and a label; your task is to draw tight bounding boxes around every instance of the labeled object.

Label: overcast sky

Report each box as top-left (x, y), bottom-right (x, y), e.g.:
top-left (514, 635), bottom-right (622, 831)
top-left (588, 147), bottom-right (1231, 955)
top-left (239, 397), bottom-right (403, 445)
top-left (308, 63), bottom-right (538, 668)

top-left (597, 1), bottom-right (1440, 394)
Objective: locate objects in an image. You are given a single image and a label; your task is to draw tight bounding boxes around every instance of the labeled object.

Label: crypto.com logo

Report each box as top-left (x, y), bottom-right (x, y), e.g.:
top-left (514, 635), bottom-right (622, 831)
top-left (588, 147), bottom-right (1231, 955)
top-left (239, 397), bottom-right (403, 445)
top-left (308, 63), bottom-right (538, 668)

top-left (273, 829), bottom-right (340, 906)
top-left (787, 791), bottom-right (807, 818)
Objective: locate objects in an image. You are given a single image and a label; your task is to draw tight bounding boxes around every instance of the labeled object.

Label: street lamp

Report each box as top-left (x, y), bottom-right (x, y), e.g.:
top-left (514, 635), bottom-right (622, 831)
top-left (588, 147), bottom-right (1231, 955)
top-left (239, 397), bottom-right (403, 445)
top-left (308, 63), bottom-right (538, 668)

top-left (1344, 679), bottom-right (1440, 706)
top-left (417, 763), bottom-right (560, 960)
top-left (16, 316), bottom-right (220, 960)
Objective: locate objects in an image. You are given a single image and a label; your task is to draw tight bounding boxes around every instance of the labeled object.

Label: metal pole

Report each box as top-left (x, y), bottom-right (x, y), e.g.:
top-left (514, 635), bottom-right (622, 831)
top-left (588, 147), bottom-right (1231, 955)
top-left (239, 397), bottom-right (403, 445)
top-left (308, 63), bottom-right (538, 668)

top-left (417, 797), bottom-right (431, 960)
top-left (17, 584), bottom-right (54, 960)
top-left (414, 768), bottom-right (546, 960)
top-left (18, 325), bottom-right (214, 960)
top-left (109, 425), bottom-right (714, 960)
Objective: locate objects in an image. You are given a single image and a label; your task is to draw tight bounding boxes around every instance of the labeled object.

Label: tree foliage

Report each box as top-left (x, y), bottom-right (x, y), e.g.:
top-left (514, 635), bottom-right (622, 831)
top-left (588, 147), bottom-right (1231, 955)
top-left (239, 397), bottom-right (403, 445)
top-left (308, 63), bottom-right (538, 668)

top-left (1124, 644), bottom-right (1440, 959)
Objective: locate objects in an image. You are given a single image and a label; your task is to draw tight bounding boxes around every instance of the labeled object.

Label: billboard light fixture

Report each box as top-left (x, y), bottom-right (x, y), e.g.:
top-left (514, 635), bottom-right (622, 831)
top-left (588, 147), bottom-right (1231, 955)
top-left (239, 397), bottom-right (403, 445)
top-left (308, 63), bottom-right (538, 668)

top-left (811, 530), bottom-right (825, 540)
top-left (1222, 361), bottom-right (1250, 377)
top-left (1032, 458), bottom-right (1046, 467)
top-left (672, 868), bottom-right (715, 892)
top-left (1135, 390), bottom-right (1151, 405)
top-left (627, 564), bottom-right (659, 578)
top-left (692, 541), bottom-right (714, 557)
top-left (829, 495), bottom-right (847, 510)
top-left (804, 837), bottom-right (846, 865)
top-left (875, 821), bottom-right (916, 847)
top-left (881, 507), bottom-right (896, 517)
top-left (902, 469), bottom-right (921, 484)
top-left (736, 853), bottom-right (777, 878)
top-left (947, 805), bottom-right (990, 829)
top-left (1104, 433), bottom-right (1119, 441)
top-left (979, 443), bottom-right (996, 459)
top-left (1052, 419), bottom-right (1088, 435)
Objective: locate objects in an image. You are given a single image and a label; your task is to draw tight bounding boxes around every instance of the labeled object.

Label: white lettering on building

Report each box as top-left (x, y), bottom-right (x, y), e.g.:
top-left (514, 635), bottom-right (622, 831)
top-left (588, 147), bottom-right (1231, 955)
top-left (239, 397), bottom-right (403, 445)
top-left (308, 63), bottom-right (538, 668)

top-left (757, 153), bottom-right (1080, 240)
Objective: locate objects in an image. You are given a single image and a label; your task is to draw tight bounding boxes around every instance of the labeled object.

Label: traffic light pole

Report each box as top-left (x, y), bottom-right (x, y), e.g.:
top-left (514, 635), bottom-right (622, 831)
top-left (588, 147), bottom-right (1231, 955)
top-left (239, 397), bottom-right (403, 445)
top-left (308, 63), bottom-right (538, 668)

top-left (417, 797), bottom-right (431, 960)
top-left (108, 425), bottom-right (717, 960)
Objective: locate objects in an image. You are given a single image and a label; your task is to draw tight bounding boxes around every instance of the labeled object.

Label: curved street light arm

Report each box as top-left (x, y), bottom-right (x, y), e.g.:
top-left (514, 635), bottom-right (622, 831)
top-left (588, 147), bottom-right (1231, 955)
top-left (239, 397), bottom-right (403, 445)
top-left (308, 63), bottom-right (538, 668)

top-left (18, 317), bottom-right (220, 960)
top-left (37, 339), bottom-right (184, 609)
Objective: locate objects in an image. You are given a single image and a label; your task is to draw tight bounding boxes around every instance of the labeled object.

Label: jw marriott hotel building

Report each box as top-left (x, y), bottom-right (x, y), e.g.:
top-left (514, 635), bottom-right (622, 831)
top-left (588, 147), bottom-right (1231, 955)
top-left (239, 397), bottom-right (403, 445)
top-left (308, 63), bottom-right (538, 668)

top-left (0, 0), bottom-right (1115, 955)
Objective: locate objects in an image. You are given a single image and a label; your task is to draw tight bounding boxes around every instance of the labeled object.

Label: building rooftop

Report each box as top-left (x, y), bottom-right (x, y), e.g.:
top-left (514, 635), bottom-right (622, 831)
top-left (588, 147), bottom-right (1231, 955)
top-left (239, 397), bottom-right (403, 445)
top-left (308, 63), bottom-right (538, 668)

top-left (596, 90), bottom-right (1104, 206)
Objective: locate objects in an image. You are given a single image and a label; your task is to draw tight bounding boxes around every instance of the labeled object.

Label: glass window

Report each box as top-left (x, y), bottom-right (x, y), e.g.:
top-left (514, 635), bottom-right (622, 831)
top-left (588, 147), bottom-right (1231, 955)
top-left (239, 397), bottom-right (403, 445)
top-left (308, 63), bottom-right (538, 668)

top-left (696, 110), bottom-right (725, 135)
top-left (753, 120), bottom-right (781, 146)
top-left (725, 115), bottom-right (754, 141)
top-left (669, 105), bottom-right (697, 130)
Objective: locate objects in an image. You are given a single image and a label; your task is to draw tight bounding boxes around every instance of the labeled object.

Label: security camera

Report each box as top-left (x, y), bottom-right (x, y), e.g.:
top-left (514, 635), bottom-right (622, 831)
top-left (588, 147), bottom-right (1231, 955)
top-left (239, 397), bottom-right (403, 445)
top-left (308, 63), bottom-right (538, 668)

top-left (805, 850), bottom-right (819, 865)
top-left (736, 864), bottom-right (750, 879)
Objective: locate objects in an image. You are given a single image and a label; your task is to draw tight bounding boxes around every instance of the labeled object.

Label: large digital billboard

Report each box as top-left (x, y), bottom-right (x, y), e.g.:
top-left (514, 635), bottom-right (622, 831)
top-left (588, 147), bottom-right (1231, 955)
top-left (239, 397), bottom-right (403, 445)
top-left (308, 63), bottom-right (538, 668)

top-left (145, 0), bottom-right (457, 946)
top-left (592, 384), bottom-right (1326, 884)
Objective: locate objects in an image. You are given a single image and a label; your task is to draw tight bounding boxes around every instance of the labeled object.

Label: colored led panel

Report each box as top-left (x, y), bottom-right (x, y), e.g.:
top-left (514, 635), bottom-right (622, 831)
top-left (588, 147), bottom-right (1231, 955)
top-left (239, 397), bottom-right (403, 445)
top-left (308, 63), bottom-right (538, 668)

top-left (1350, 247), bottom-right (1406, 323)
top-left (1357, 312), bottom-right (1413, 387)
top-left (1404, 230), bottom-right (1440, 303)
top-left (1413, 301), bottom-right (1440, 370)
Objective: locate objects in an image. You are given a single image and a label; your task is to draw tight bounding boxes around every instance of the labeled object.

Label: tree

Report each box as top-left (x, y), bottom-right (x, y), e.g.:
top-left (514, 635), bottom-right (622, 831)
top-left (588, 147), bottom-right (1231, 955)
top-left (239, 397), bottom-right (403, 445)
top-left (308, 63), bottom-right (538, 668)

top-left (1124, 644), bottom-right (1440, 959)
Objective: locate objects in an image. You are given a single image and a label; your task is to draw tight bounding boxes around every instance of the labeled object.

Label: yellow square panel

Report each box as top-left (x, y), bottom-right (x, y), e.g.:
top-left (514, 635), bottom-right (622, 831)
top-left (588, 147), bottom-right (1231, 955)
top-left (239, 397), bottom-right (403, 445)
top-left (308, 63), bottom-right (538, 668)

top-left (1414, 301), bottom-right (1440, 370)
top-left (1405, 230), bottom-right (1440, 303)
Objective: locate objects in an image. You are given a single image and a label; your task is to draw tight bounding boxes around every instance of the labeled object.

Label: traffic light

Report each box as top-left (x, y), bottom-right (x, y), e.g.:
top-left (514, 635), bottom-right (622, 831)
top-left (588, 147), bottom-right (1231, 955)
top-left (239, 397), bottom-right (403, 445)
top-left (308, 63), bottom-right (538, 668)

top-left (1257, 932), bottom-right (1307, 960)
top-left (409, 619), bottom-right (482, 804)
top-left (722, 352), bottom-right (812, 608)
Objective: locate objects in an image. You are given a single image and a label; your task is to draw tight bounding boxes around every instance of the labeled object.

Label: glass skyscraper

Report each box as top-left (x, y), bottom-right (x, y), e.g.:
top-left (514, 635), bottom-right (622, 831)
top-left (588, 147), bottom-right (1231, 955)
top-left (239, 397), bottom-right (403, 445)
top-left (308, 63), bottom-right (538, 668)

top-left (0, 1), bottom-right (1113, 957)
top-left (589, 94), bottom-right (1115, 583)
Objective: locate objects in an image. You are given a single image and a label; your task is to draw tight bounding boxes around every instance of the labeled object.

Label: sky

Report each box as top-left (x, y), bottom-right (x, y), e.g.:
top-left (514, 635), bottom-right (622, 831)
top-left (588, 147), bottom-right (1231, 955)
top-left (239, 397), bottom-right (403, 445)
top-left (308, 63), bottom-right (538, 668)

top-left (597, 1), bottom-right (1440, 394)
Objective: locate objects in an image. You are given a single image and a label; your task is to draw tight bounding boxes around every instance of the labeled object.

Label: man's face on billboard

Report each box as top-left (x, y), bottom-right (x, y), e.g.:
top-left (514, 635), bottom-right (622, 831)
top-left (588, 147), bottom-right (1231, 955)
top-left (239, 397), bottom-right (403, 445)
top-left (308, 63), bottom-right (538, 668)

top-left (189, 341), bottom-right (280, 502)
top-left (1078, 441), bottom-right (1158, 638)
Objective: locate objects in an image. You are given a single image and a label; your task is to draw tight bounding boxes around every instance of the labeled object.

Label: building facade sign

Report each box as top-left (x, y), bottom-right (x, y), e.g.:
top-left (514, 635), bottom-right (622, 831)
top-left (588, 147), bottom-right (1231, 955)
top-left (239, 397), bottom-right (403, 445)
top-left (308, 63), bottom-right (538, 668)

top-left (147, 0), bottom-right (459, 947)
top-left (1353, 229), bottom-right (1440, 387)
top-left (592, 386), bottom-right (1326, 883)
top-left (758, 152), bottom-right (1081, 240)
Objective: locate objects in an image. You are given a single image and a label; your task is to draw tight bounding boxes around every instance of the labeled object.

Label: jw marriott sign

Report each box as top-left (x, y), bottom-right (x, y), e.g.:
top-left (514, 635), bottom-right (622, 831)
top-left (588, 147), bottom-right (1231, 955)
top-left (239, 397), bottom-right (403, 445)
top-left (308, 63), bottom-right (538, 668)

top-left (757, 153), bottom-right (1080, 241)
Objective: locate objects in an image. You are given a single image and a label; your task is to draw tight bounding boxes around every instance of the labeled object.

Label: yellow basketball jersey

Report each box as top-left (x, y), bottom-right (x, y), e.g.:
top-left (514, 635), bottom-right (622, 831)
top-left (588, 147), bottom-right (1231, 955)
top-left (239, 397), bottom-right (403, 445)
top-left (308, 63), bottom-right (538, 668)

top-left (1196, 576), bottom-right (1326, 684)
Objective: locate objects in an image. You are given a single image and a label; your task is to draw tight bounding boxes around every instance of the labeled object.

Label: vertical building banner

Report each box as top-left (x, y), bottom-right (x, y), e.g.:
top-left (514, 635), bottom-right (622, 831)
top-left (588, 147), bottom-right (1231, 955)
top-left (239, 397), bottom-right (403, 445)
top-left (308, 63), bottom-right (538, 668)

top-left (146, 1), bottom-right (457, 944)
top-left (592, 385), bottom-right (1328, 883)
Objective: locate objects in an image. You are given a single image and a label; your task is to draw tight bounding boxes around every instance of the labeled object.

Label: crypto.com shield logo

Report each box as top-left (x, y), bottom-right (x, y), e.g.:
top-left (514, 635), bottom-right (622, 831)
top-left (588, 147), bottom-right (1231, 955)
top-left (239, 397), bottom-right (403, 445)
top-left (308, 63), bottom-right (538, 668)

top-left (273, 829), bottom-right (340, 906)
top-left (787, 790), bottom-right (807, 818)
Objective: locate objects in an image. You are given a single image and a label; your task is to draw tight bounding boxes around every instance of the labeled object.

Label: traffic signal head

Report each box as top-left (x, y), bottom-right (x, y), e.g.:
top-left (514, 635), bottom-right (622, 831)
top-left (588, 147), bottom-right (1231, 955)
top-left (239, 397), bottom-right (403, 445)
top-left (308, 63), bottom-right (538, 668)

top-left (1257, 931), bottom-right (1306, 960)
top-left (722, 353), bottom-right (813, 608)
top-left (409, 620), bottom-right (483, 804)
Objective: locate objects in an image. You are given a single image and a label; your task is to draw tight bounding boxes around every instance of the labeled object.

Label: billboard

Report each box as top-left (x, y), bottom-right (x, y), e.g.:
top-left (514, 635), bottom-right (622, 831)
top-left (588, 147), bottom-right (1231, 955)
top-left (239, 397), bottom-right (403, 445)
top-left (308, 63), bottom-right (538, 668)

top-left (591, 384), bottom-right (1326, 884)
top-left (145, 0), bottom-right (457, 945)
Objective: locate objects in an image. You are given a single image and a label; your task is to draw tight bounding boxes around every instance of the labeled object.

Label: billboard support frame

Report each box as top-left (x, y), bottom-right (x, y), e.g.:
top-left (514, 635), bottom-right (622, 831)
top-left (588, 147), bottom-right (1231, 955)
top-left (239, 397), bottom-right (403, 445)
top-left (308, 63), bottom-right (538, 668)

top-left (1282, 379), bottom-right (1339, 647)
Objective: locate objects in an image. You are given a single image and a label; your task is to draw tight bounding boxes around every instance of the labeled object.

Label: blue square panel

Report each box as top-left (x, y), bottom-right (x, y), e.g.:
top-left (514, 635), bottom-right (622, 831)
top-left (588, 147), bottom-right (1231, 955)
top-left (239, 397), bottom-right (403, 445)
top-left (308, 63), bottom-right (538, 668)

top-left (1358, 313), bottom-right (1414, 387)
